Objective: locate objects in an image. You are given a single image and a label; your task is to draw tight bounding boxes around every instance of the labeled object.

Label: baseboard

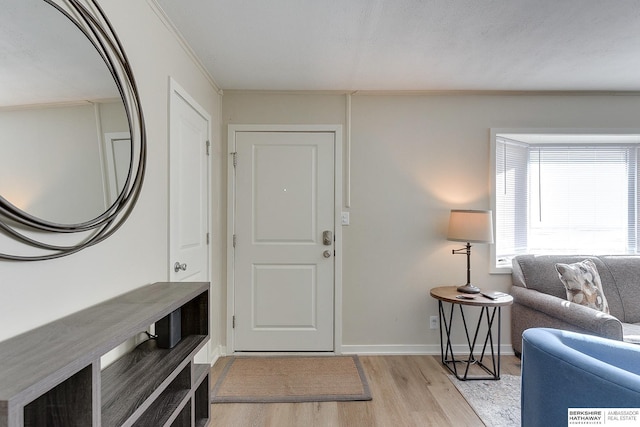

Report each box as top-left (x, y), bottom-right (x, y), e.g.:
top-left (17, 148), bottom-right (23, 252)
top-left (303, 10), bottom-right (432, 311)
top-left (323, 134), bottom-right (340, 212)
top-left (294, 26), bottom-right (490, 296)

top-left (209, 344), bottom-right (226, 366)
top-left (217, 343), bottom-right (516, 357)
top-left (340, 344), bottom-right (515, 356)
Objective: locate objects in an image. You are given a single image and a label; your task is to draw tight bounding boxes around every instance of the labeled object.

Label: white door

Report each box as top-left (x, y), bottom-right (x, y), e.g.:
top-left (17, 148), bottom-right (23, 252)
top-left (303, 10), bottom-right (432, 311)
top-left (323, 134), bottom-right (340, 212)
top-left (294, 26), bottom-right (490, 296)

top-left (102, 132), bottom-right (130, 206)
top-left (169, 80), bottom-right (210, 282)
top-left (232, 130), bottom-right (336, 351)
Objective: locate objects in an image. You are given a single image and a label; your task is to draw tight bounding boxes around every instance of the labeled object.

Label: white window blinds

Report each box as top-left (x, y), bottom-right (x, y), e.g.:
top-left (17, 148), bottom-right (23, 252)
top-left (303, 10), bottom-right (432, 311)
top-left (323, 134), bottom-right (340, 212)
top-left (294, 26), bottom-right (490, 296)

top-left (495, 136), bottom-right (640, 268)
top-left (495, 138), bottom-right (528, 266)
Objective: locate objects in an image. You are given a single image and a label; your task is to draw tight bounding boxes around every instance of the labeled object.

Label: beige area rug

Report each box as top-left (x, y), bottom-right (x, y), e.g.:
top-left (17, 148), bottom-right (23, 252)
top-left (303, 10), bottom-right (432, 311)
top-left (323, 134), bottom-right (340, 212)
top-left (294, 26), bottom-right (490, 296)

top-left (211, 355), bottom-right (372, 403)
top-left (449, 374), bottom-right (521, 427)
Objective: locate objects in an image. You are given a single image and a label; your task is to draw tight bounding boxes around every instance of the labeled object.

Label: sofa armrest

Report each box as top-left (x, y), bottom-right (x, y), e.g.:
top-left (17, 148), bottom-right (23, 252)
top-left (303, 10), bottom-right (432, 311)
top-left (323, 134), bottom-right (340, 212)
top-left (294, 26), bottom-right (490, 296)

top-left (510, 286), bottom-right (623, 355)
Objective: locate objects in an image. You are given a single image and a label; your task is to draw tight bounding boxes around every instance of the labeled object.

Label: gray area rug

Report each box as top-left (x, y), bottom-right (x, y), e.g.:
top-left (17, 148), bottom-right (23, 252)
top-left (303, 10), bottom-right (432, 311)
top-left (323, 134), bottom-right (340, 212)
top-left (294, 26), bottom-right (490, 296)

top-left (449, 374), bottom-right (521, 427)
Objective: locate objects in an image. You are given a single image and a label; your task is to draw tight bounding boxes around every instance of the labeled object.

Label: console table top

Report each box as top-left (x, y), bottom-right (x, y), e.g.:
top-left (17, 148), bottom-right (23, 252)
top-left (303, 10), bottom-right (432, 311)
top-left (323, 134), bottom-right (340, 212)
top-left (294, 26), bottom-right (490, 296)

top-left (0, 282), bottom-right (209, 402)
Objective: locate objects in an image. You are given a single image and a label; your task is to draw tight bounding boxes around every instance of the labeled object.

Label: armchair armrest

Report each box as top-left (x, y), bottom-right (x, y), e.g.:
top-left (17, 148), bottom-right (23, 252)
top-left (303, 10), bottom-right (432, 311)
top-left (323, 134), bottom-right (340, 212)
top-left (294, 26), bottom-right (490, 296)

top-left (521, 328), bottom-right (640, 427)
top-left (510, 286), bottom-right (623, 355)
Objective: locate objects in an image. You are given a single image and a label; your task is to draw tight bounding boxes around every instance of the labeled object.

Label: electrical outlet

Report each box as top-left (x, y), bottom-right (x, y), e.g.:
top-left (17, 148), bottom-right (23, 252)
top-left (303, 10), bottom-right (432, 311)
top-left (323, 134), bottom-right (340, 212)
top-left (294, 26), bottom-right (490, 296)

top-left (430, 316), bottom-right (439, 329)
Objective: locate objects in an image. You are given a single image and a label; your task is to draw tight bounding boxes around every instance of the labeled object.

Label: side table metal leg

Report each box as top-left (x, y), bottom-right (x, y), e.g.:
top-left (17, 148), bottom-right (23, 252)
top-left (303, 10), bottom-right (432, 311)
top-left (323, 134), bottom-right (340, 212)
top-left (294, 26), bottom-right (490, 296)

top-left (438, 300), bottom-right (459, 378)
top-left (477, 307), bottom-right (497, 376)
top-left (497, 307), bottom-right (502, 378)
top-left (474, 306), bottom-right (502, 380)
top-left (458, 304), bottom-right (477, 379)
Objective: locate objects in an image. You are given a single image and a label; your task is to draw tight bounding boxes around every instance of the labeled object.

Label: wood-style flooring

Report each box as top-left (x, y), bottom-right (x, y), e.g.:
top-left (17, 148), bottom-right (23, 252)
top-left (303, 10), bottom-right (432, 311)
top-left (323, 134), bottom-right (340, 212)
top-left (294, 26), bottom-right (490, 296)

top-left (209, 355), bottom-right (521, 427)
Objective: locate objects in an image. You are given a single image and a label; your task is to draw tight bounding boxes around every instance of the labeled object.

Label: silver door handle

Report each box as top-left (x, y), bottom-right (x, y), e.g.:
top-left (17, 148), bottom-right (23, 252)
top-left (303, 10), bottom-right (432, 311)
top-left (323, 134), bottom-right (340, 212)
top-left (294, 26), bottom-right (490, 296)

top-left (323, 250), bottom-right (332, 258)
top-left (174, 262), bottom-right (187, 272)
top-left (323, 230), bottom-right (333, 246)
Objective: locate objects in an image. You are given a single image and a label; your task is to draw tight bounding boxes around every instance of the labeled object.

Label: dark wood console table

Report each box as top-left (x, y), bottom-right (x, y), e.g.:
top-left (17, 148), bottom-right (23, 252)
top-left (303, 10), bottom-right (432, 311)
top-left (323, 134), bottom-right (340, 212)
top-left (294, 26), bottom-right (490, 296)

top-left (0, 282), bottom-right (210, 427)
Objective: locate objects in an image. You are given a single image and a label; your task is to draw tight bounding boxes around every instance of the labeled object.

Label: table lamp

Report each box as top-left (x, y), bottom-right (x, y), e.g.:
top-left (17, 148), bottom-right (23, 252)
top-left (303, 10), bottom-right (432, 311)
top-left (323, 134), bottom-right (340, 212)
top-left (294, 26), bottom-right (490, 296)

top-left (447, 209), bottom-right (494, 294)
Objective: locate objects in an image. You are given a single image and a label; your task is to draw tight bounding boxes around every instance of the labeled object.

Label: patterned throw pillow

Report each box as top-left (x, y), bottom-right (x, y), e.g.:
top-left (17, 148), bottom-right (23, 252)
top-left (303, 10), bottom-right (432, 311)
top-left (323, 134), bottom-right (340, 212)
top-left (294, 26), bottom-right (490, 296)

top-left (555, 259), bottom-right (610, 314)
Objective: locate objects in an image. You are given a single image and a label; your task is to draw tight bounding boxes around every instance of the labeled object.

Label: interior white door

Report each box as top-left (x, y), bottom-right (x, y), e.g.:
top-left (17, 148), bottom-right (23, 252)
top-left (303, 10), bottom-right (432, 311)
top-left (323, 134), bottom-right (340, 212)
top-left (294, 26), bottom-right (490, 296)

top-left (233, 131), bottom-right (335, 351)
top-left (169, 83), bottom-right (209, 282)
top-left (102, 132), bottom-right (130, 206)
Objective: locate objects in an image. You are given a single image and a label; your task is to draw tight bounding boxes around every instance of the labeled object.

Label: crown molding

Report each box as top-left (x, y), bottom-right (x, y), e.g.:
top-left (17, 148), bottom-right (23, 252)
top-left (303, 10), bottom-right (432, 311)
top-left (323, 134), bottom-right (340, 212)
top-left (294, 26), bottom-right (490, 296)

top-left (146, 0), bottom-right (223, 95)
top-left (222, 89), bottom-right (640, 96)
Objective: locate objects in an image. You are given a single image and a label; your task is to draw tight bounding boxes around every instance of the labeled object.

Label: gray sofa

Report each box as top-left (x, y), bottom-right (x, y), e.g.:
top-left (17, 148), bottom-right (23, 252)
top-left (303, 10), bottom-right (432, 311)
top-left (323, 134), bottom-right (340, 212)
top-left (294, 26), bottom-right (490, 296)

top-left (510, 254), bottom-right (640, 356)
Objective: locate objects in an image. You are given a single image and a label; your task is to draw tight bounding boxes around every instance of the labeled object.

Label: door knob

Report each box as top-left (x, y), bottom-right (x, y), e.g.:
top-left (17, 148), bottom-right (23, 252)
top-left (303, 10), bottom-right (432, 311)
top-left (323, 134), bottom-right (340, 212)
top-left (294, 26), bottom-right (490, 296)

top-left (174, 262), bottom-right (187, 272)
top-left (323, 250), bottom-right (332, 258)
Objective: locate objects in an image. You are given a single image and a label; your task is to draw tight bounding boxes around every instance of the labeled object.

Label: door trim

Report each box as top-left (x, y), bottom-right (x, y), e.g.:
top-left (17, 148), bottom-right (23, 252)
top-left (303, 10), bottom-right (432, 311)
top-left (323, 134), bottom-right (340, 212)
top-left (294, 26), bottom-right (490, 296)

top-left (102, 131), bottom-right (131, 207)
top-left (226, 124), bottom-right (343, 354)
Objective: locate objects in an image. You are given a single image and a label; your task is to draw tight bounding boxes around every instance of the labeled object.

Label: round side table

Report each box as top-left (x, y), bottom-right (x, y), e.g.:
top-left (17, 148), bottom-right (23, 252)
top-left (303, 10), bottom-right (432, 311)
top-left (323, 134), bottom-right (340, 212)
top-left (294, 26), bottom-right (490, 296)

top-left (430, 286), bottom-right (513, 381)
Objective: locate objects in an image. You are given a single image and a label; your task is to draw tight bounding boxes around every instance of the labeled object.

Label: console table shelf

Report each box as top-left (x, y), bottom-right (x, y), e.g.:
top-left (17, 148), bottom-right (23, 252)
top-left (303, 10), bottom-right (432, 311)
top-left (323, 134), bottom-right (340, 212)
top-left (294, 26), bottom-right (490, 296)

top-left (0, 282), bottom-right (211, 427)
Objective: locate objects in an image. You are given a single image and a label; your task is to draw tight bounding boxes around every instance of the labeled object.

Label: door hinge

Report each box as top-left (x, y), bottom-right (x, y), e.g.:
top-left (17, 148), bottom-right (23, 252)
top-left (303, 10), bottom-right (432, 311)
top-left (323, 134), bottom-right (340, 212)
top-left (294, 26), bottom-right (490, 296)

top-left (232, 234), bottom-right (237, 248)
top-left (232, 315), bottom-right (236, 328)
top-left (206, 232), bottom-right (210, 245)
top-left (231, 152), bottom-right (237, 168)
top-left (206, 140), bottom-right (210, 155)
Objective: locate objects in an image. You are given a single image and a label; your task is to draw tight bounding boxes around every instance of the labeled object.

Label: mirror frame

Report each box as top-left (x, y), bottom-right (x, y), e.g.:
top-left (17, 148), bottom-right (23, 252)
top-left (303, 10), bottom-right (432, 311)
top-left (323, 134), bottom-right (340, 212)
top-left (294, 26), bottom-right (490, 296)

top-left (0, 0), bottom-right (146, 261)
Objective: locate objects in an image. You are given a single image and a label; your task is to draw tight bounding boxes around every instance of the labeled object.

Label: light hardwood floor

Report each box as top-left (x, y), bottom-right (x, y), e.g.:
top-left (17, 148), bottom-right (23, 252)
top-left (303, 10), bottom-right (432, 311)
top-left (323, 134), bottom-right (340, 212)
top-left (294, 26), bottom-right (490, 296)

top-left (209, 355), bottom-right (521, 427)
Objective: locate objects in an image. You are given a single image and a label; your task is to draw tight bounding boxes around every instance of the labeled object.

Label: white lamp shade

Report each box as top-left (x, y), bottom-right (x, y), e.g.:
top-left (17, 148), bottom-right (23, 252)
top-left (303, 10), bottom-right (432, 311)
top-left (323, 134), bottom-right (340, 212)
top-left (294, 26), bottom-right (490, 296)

top-left (447, 209), bottom-right (494, 244)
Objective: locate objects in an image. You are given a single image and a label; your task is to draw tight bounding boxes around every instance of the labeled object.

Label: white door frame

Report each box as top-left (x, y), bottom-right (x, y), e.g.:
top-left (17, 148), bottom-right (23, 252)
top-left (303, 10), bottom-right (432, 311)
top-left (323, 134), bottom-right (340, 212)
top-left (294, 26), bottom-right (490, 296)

top-left (101, 131), bottom-right (130, 207)
top-left (227, 124), bottom-right (343, 354)
top-left (168, 77), bottom-right (212, 283)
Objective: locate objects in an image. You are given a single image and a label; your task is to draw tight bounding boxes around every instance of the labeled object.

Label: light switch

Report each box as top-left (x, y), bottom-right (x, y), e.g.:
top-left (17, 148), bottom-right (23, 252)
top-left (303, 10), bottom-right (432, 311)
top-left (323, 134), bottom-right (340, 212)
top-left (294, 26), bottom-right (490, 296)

top-left (341, 212), bottom-right (350, 226)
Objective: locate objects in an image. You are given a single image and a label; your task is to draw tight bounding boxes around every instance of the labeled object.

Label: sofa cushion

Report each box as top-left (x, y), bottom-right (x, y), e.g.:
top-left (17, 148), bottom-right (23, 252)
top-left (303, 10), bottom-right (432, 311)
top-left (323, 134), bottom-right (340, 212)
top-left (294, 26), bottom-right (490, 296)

top-left (599, 256), bottom-right (640, 323)
top-left (555, 259), bottom-right (610, 314)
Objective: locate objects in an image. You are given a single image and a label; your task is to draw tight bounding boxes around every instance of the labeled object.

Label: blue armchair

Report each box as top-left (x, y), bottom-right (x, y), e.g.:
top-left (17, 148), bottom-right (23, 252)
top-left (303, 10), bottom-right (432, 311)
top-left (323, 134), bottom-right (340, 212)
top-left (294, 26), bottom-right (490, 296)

top-left (521, 328), bottom-right (640, 427)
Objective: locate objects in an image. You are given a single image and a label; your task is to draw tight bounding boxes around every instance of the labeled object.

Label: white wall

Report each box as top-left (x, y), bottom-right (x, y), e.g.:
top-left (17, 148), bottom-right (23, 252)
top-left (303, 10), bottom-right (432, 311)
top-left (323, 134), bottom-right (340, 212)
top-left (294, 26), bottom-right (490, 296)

top-left (223, 91), bottom-right (640, 353)
top-left (0, 102), bottom-right (126, 223)
top-left (0, 0), bottom-right (224, 360)
top-left (4, 1), bottom-right (640, 357)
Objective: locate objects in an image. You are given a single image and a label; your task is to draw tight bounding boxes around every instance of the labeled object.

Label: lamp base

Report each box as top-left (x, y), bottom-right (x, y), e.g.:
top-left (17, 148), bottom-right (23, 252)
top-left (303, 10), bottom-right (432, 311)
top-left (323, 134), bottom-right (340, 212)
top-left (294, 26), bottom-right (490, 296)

top-left (457, 284), bottom-right (481, 294)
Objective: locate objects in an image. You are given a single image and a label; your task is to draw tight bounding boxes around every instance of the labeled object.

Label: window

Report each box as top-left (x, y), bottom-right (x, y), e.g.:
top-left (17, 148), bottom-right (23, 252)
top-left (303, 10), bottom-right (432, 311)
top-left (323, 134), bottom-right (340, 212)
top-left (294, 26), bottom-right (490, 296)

top-left (491, 131), bottom-right (640, 270)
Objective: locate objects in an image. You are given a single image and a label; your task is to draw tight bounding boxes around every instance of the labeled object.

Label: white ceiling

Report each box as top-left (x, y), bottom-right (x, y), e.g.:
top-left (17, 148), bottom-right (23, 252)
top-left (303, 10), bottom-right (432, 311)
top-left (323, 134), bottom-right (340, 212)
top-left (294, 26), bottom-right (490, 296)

top-left (155, 0), bottom-right (640, 92)
top-left (1, 0), bottom-right (119, 107)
